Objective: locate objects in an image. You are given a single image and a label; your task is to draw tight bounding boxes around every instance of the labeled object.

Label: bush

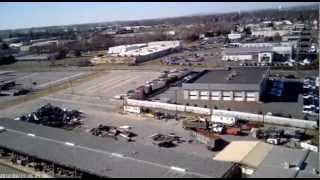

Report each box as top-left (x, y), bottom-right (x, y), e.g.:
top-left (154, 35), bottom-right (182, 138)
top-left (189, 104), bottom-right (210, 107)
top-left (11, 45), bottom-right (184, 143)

top-left (0, 55), bottom-right (16, 65)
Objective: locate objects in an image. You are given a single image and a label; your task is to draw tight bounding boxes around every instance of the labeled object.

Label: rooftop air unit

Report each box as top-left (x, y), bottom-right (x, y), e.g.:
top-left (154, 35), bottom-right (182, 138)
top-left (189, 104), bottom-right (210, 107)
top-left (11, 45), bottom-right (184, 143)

top-left (0, 126), bottom-right (5, 133)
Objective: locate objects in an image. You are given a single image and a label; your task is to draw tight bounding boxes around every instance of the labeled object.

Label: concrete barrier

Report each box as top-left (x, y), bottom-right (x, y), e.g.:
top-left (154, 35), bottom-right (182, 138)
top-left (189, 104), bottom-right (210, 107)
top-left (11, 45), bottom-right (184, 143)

top-left (126, 99), bottom-right (318, 129)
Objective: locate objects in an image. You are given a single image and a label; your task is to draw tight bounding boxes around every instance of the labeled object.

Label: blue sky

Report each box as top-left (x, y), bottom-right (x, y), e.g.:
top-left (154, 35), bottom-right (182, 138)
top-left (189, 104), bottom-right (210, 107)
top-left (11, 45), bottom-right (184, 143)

top-left (0, 2), bottom-right (318, 30)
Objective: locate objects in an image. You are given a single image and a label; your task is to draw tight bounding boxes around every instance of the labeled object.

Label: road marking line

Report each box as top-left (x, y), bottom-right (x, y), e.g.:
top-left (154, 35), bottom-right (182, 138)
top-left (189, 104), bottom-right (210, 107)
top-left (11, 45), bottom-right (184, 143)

top-left (87, 76), bottom-right (141, 95)
top-left (5, 128), bottom-right (210, 178)
top-left (15, 73), bottom-right (39, 81)
top-left (35, 72), bottom-right (86, 89)
top-left (78, 74), bottom-right (126, 94)
top-left (41, 97), bottom-right (114, 109)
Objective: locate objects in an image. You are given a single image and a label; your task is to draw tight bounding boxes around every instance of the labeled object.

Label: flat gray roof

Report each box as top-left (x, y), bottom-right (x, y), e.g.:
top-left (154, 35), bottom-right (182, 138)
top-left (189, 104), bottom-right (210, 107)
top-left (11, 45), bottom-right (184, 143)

top-left (0, 118), bottom-right (234, 178)
top-left (192, 67), bottom-right (268, 85)
top-left (223, 47), bottom-right (272, 55)
top-left (296, 151), bottom-right (319, 178)
top-left (252, 146), bottom-right (319, 178)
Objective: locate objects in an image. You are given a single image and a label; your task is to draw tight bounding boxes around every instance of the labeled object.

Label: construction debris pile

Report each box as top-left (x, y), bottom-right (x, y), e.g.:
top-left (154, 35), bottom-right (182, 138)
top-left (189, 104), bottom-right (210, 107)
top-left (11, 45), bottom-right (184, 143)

top-left (182, 118), bottom-right (242, 136)
top-left (250, 127), bottom-right (306, 145)
top-left (150, 133), bottom-right (185, 148)
top-left (189, 128), bottom-right (228, 151)
top-left (15, 104), bottom-right (84, 128)
top-left (0, 80), bottom-right (30, 96)
top-left (90, 124), bottom-right (137, 142)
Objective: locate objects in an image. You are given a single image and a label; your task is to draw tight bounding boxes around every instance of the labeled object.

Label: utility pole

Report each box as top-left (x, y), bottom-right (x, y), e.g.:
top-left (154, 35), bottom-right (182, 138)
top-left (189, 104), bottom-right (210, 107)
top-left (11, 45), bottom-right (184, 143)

top-left (317, 5), bottom-right (320, 172)
top-left (69, 79), bottom-right (74, 95)
top-left (175, 89), bottom-right (178, 121)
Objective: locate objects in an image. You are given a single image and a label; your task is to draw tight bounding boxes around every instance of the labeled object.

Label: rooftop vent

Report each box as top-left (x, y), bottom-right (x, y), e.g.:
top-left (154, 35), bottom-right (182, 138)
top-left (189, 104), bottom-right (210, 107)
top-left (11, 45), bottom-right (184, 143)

top-left (283, 161), bottom-right (290, 169)
top-left (65, 142), bottom-right (75, 146)
top-left (27, 133), bottom-right (35, 137)
top-left (0, 126), bottom-right (5, 133)
top-left (170, 166), bottom-right (186, 172)
top-left (111, 153), bottom-right (125, 158)
top-left (312, 168), bottom-right (319, 175)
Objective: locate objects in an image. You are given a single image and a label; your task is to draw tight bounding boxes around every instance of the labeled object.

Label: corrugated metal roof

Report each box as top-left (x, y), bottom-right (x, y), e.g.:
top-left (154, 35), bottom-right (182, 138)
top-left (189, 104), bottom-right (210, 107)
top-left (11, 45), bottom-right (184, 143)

top-left (0, 118), bottom-right (233, 178)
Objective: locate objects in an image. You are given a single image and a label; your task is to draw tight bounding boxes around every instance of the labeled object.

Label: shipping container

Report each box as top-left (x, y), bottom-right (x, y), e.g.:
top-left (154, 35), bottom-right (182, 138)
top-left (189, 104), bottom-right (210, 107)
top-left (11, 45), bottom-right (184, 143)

top-left (182, 120), bottom-right (208, 130)
top-left (189, 128), bottom-right (222, 150)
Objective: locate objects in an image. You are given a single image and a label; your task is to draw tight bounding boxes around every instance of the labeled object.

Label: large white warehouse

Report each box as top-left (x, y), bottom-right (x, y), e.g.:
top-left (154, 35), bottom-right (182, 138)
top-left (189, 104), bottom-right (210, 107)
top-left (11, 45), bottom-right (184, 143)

top-left (107, 41), bottom-right (181, 63)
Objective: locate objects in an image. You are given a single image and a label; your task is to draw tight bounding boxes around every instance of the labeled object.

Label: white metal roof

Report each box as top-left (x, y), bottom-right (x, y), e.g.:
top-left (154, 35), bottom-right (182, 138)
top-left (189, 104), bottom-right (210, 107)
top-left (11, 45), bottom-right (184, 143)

top-left (213, 141), bottom-right (273, 168)
top-left (108, 41), bottom-right (180, 57)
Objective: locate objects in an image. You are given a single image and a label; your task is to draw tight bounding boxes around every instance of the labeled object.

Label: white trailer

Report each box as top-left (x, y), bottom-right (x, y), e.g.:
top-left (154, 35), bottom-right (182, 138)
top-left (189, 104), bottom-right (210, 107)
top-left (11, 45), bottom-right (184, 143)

top-left (211, 115), bottom-right (237, 126)
top-left (124, 106), bottom-right (141, 114)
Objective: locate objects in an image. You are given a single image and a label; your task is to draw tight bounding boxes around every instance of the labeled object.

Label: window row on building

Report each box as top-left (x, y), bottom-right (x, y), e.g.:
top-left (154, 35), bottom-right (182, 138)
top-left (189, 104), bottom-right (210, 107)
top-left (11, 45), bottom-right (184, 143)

top-left (183, 90), bottom-right (259, 102)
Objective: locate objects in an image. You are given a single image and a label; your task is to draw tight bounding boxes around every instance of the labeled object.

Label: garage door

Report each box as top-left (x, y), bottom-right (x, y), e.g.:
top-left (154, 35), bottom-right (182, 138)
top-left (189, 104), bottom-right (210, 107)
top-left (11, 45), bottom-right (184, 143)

top-left (189, 95), bottom-right (199, 100)
top-left (246, 97), bottom-right (257, 101)
top-left (222, 91), bottom-right (232, 101)
top-left (212, 96), bottom-right (221, 100)
top-left (200, 91), bottom-right (209, 96)
top-left (190, 91), bottom-right (199, 96)
top-left (234, 91), bottom-right (245, 101)
top-left (223, 91), bottom-right (232, 96)
top-left (211, 91), bottom-right (221, 96)
top-left (246, 92), bottom-right (257, 98)
top-left (200, 96), bottom-right (209, 100)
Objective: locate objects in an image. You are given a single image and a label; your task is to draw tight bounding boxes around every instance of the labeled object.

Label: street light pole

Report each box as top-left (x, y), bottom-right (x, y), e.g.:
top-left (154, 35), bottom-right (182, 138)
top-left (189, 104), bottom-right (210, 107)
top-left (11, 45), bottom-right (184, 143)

top-left (175, 89), bottom-right (178, 121)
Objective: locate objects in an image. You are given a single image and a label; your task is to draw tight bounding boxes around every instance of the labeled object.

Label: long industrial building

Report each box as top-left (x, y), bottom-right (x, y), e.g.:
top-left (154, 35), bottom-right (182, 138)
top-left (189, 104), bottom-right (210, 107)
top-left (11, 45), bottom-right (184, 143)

top-left (0, 118), bottom-right (238, 178)
top-left (222, 47), bottom-right (274, 63)
top-left (106, 41), bottom-right (181, 64)
top-left (222, 45), bottom-right (293, 63)
top-left (179, 67), bottom-right (269, 106)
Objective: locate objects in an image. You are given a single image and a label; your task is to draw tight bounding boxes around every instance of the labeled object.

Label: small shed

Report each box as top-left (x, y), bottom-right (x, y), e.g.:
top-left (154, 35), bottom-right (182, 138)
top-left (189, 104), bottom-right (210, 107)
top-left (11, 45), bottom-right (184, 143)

top-left (213, 141), bottom-right (273, 176)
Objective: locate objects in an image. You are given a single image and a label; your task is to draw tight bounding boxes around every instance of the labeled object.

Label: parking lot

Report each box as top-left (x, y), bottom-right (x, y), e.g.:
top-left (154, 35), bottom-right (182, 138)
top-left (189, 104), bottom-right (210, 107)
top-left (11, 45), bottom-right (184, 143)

top-left (141, 42), bottom-right (229, 68)
top-left (302, 77), bottom-right (319, 115)
top-left (0, 71), bottom-right (91, 104)
top-left (0, 69), bottom-right (259, 159)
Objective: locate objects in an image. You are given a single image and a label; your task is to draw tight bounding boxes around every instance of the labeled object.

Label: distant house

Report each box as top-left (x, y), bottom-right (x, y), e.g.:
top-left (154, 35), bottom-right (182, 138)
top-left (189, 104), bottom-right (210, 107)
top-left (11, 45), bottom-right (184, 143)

top-left (15, 53), bottom-right (58, 61)
top-left (228, 32), bottom-right (244, 41)
top-left (107, 41), bottom-right (181, 64)
top-left (251, 30), bottom-right (289, 37)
